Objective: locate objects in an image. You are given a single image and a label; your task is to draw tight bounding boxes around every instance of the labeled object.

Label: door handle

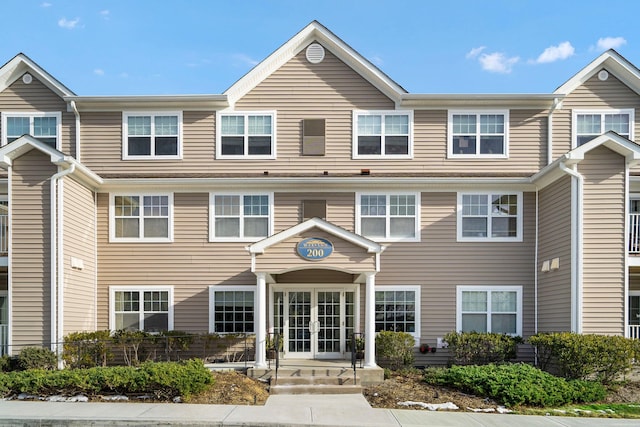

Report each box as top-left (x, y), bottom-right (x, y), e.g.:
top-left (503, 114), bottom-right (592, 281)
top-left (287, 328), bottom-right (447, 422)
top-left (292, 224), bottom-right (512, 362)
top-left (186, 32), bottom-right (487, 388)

top-left (308, 320), bottom-right (320, 334)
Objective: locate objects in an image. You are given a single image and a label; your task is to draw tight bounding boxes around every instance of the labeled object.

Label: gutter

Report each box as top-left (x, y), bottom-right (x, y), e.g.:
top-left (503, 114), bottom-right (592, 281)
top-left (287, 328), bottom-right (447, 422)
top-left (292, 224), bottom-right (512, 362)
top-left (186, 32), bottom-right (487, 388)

top-left (558, 162), bottom-right (583, 333)
top-left (69, 101), bottom-right (81, 161)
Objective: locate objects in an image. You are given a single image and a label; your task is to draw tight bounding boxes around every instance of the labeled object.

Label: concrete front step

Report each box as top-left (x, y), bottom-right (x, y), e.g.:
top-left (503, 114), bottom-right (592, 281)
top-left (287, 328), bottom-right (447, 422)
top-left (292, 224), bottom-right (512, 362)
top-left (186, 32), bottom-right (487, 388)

top-left (273, 376), bottom-right (357, 386)
top-left (270, 384), bottom-right (363, 395)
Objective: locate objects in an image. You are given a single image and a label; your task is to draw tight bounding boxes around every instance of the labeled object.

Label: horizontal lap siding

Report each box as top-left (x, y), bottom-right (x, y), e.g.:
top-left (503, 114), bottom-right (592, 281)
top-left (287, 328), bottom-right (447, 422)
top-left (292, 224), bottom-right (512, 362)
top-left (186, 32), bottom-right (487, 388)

top-left (11, 150), bottom-right (55, 351)
top-left (580, 146), bottom-right (625, 335)
top-left (274, 192), bottom-right (354, 231)
top-left (62, 177), bottom-right (96, 333)
top-left (537, 176), bottom-right (572, 332)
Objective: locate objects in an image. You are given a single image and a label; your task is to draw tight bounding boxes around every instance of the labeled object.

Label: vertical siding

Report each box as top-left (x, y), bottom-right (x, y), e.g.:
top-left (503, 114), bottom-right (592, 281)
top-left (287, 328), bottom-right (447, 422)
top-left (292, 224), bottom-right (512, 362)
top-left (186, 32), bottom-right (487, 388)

top-left (537, 176), bottom-right (572, 332)
top-left (11, 150), bottom-right (55, 351)
top-left (580, 146), bottom-right (625, 334)
top-left (62, 177), bottom-right (96, 333)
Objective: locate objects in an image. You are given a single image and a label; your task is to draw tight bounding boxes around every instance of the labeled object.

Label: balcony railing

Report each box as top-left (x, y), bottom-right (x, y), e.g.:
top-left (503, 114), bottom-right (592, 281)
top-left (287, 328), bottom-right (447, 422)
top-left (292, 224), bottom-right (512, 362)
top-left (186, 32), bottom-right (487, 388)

top-left (630, 325), bottom-right (640, 340)
top-left (630, 213), bottom-right (640, 254)
top-left (0, 213), bottom-right (6, 256)
top-left (0, 324), bottom-right (7, 356)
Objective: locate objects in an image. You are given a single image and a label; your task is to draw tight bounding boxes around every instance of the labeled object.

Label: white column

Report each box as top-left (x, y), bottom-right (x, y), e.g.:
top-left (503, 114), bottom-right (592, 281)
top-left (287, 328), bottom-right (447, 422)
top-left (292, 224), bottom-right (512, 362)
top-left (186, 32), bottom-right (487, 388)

top-left (364, 272), bottom-right (376, 368)
top-left (254, 272), bottom-right (267, 368)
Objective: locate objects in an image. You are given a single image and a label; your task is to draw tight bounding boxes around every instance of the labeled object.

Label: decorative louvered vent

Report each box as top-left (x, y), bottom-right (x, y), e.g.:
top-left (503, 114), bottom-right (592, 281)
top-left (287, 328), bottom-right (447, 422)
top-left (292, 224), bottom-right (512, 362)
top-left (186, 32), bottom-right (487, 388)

top-left (306, 43), bottom-right (325, 64)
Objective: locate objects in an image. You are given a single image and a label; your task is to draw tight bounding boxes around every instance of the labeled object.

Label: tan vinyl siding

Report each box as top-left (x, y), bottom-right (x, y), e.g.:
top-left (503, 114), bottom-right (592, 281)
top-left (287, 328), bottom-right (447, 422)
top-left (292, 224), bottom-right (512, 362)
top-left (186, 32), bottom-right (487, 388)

top-left (62, 177), bottom-right (96, 333)
top-left (537, 175), bottom-right (572, 332)
top-left (11, 150), bottom-right (55, 352)
top-left (580, 146), bottom-right (625, 335)
top-left (274, 192), bottom-right (354, 231)
top-left (0, 77), bottom-right (75, 155)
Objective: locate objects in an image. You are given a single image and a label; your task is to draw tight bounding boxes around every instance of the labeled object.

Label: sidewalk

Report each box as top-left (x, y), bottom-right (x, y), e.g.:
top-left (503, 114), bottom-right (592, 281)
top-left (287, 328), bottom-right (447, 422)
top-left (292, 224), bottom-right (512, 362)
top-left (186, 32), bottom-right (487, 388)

top-left (1, 394), bottom-right (639, 426)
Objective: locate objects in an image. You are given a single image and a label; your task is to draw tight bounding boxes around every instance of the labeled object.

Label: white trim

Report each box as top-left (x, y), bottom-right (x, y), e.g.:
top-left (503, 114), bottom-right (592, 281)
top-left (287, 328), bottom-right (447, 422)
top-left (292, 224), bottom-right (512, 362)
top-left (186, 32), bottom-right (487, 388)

top-left (456, 192), bottom-right (523, 242)
top-left (109, 286), bottom-right (174, 332)
top-left (215, 111), bottom-right (277, 160)
top-left (456, 285), bottom-right (523, 336)
top-left (6, 168), bottom-right (11, 354)
top-left (1, 111), bottom-right (62, 150)
top-left (209, 192), bottom-right (274, 242)
top-left (355, 192), bottom-right (421, 243)
top-left (109, 193), bottom-right (174, 243)
top-left (122, 111), bottom-right (183, 160)
top-left (374, 285), bottom-right (421, 342)
top-left (571, 109), bottom-right (635, 149)
top-left (208, 285), bottom-right (257, 334)
top-left (447, 110), bottom-right (509, 159)
top-left (625, 162), bottom-right (630, 337)
top-left (352, 110), bottom-right (413, 159)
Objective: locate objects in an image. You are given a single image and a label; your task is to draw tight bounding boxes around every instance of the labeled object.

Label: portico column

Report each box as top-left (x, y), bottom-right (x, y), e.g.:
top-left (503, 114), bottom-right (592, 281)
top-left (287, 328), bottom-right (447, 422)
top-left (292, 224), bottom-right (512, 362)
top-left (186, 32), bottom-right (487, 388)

top-left (254, 272), bottom-right (267, 368)
top-left (364, 271), bottom-right (377, 368)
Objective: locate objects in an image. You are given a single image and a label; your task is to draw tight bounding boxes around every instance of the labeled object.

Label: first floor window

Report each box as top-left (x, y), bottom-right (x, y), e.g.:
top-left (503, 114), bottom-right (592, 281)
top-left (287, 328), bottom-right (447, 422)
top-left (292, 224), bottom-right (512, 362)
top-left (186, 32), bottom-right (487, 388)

top-left (210, 193), bottom-right (272, 241)
top-left (2, 112), bottom-right (60, 149)
top-left (209, 287), bottom-right (256, 333)
top-left (357, 193), bottom-right (419, 241)
top-left (112, 287), bottom-right (173, 332)
top-left (111, 194), bottom-right (173, 242)
top-left (123, 112), bottom-right (181, 159)
top-left (374, 286), bottom-right (420, 340)
top-left (457, 286), bottom-right (522, 336)
top-left (574, 109), bottom-right (633, 147)
top-left (458, 192), bottom-right (522, 241)
top-left (217, 112), bottom-right (275, 158)
top-left (449, 110), bottom-right (508, 157)
top-left (354, 111), bottom-right (412, 157)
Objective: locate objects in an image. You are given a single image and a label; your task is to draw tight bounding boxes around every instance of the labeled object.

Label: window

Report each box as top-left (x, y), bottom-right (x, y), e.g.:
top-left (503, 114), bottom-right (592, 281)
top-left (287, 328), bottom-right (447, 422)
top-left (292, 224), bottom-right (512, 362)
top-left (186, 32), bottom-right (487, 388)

top-left (573, 109), bottom-right (634, 147)
top-left (2, 112), bottom-right (61, 149)
top-left (356, 193), bottom-right (420, 241)
top-left (123, 112), bottom-right (182, 159)
top-left (208, 286), bottom-right (256, 333)
top-left (209, 193), bottom-right (273, 241)
top-left (110, 194), bottom-right (173, 242)
top-left (374, 286), bottom-right (420, 340)
top-left (216, 112), bottom-right (276, 159)
top-left (457, 286), bottom-right (522, 336)
top-left (353, 111), bottom-right (413, 158)
top-left (448, 110), bottom-right (508, 157)
top-left (457, 192), bottom-right (522, 241)
top-left (110, 287), bottom-right (173, 332)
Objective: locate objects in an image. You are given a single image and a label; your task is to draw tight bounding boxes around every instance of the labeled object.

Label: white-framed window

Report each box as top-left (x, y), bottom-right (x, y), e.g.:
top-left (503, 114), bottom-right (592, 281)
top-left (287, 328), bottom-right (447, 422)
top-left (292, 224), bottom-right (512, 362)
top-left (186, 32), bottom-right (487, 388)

top-left (374, 286), bottom-right (421, 341)
top-left (1, 112), bottom-right (61, 149)
top-left (456, 286), bottom-right (522, 336)
top-left (208, 286), bottom-right (256, 333)
top-left (448, 110), bottom-right (509, 158)
top-left (353, 110), bottom-right (413, 158)
top-left (356, 192), bottom-right (420, 242)
top-left (457, 192), bottom-right (522, 242)
top-left (109, 193), bottom-right (174, 242)
top-left (209, 193), bottom-right (273, 241)
top-left (109, 286), bottom-right (174, 332)
top-left (122, 112), bottom-right (182, 159)
top-left (216, 111), bottom-right (276, 159)
top-left (573, 109), bottom-right (634, 147)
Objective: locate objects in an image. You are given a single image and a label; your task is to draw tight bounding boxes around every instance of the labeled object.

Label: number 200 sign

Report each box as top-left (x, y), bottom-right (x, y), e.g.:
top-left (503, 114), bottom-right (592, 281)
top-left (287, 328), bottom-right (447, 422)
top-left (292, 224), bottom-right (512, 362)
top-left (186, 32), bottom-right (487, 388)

top-left (297, 237), bottom-right (333, 261)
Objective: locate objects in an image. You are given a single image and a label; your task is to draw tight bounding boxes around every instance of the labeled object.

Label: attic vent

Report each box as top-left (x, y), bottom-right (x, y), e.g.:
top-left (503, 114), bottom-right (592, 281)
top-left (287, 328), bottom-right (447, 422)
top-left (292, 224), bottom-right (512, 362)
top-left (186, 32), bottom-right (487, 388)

top-left (306, 43), bottom-right (325, 64)
top-left (22, 73), bottom-right (32, 84)
top-left (598, 70), bottom-right (609, 81)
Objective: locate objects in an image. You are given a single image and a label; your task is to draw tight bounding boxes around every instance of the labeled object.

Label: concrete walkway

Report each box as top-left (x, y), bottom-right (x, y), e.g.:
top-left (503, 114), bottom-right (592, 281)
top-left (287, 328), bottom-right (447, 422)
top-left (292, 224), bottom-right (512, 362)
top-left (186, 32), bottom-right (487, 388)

top-left (0, 394), bottom-right (638, 426)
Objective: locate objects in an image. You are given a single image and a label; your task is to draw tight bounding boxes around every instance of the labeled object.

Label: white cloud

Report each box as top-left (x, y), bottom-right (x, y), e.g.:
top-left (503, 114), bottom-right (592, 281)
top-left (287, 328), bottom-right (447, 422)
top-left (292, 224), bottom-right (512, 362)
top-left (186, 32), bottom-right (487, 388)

top-left (41, 2), bottom-right (52, 7)
top-left (466, 46), bottom-right (486, 59)
top-left (478, 52), bottom-right (519, 74)
top-left (596, 36), bottom-right (627, 51)
top-left (94, 69), bottom-right (104, 76)
top-left (58, 17), bottom-right (81, 29)
top-left (232, 53), bottom-right (259, 67)
top-left (533, 41), bottom-right (575, 64)
top-left (100, 10), bottom-right (110, 19)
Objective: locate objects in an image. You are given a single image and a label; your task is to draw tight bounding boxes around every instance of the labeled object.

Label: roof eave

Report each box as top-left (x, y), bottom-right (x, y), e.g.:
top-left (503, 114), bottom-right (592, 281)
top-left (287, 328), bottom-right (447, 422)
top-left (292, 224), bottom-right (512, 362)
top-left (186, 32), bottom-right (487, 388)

top-left (65, 95), bottom-right (229, 112)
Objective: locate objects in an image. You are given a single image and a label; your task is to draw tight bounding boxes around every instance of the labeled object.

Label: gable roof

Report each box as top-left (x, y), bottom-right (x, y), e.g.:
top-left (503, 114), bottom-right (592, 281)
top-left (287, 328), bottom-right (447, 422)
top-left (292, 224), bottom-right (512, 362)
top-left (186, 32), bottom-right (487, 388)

top-left (0, 53), bottom-right (75, 98)
top-left (224, 21), bottom-right (407, 107)
top-left (554, 49), bottom-right (640, 95)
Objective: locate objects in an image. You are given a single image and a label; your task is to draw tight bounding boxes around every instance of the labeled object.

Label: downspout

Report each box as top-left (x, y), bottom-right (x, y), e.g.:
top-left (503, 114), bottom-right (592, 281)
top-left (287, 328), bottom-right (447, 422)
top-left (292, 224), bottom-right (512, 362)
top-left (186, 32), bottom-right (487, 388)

top-left (50, 163), bottom-right (75, 364)
top-left (534, 189), bottom-right (539, 336)
top-left (69, 101), bottom-right (81, 162)
top-left (558, 162), bottom-right (583, 333)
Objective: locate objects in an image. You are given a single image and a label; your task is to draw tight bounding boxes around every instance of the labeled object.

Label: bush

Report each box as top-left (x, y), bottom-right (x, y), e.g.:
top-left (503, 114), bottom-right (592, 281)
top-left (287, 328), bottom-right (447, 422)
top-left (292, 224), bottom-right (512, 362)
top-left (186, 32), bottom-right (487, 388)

top-left (63, 330), bottom-right (113, 368)
top-left (529, 332), bottom-right (640, 383)
top-left (112, 329), bottom-right (152, 366)
top-left (444, 331), bottom-right (521, 365)
top-left (424, 363), bottom-right (606, 407)
top-left (18, 347), bottom-right (57, 370)
top-left (375, 331), bottom-right (415, 370)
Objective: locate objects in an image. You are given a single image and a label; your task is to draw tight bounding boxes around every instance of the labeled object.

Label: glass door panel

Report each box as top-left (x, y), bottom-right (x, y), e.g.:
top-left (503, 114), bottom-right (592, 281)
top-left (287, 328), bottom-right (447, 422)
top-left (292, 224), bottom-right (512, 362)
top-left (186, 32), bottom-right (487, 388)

top-left (316, 291), bottom-right (341, 358)
top-left (287, 291), bottom-right (311, 355)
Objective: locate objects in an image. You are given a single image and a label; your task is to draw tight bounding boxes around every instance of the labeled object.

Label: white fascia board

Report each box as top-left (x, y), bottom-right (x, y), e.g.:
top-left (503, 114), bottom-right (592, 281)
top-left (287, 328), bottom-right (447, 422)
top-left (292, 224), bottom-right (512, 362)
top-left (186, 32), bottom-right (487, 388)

top-left (401, 93), bottom-right (561, 110)
top-left (66, 94), bottom-right (229, 112)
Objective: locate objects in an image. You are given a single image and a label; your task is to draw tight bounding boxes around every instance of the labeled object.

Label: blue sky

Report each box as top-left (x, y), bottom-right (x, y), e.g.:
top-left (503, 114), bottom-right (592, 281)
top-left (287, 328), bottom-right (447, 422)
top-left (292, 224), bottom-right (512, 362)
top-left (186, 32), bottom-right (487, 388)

top-left (2, 0), bottom-right (639, 95)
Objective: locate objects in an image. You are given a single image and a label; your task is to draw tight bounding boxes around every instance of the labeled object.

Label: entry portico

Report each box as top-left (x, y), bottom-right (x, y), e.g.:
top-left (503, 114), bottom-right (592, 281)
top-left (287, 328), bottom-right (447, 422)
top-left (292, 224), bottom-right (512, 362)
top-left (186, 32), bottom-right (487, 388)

top-left (247, 218), bottom-right (384, 368)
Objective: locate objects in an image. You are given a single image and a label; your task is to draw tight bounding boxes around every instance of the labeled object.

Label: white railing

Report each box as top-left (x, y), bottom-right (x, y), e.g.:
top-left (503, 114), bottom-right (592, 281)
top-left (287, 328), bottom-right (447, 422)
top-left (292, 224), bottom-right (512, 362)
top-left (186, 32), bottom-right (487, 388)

top-left (0, 213), bottom-right (6, 255)
top-left (630, 213), bottom-right (640, 254)
top-left (630, 325), bottom-right (640, 340)
top-left (0, 324), bottom-right (7, 356)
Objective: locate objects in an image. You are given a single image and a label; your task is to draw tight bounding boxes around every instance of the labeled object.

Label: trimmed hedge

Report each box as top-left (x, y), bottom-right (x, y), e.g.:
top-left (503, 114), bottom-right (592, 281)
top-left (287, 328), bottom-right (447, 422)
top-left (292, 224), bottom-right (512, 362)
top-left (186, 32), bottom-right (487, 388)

top-left (375, 331), bottom-right (415, 370)
top-left (424, 363), bottom-right (606, 407)
top-left (444, 331), bottom-right (521, 365)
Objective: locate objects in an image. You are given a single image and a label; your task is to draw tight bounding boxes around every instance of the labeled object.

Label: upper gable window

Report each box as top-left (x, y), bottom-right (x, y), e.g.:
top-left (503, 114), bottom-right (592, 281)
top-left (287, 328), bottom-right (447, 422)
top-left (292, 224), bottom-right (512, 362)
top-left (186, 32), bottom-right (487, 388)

top-left (353, 111), bottom-right (413, 159)
top-left (574, 109), bottom-right (634, 147)
top-left (217, 112), bottom-right (276, 159)
top-left (2, 112), bottom-right (61, 149)
top-left (123, 112), bottom-right (182, 160)
top-left (448, 110), bottom-right (509, 158)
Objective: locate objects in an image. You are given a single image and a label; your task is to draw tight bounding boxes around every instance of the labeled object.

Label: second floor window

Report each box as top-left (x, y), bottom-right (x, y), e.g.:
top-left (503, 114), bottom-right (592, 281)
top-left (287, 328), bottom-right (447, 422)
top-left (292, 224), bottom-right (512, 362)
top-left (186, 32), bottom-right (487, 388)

top-left (574, 109), bottom-right (633, 147)
top-left (123, 112), bottom-right (182, 159)
top-left (356, 193), bottom-right (420, 241)
top-left (2, 112), bottom-right (61, 149)
top-left (457, 192), bottom-right (522, 241)
top-left (217, 112), bottom-right (275, 159)
top-left (210, 193), bottom-right (273, 241)
top-left (353, 111), bottom-right (412, 158)
top-left (449, 111), bottom-right (508, 158)
top-left (111, 194), bottom-right (173, 242)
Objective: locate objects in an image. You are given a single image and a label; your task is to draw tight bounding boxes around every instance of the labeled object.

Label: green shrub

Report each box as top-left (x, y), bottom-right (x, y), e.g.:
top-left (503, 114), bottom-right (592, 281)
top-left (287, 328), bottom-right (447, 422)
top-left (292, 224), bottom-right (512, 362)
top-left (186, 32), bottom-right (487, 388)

top-left (63, 330), bottom-right (113, 368)
top-left (425, 363), bottom-right (606, 407)
top-left (18, 347), bottom-right (57, 371)
top-left (444, 331), bottom-right (521, 365)
top-left (529, 332), bottom-right (640, 383)
top-left (375, 331), bottom-right (415, 370)
top-left (0, 354), bottom-right (18, 372)
top-left (112, 330), bottom-right (152, 366)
